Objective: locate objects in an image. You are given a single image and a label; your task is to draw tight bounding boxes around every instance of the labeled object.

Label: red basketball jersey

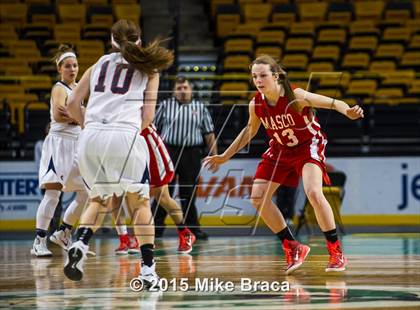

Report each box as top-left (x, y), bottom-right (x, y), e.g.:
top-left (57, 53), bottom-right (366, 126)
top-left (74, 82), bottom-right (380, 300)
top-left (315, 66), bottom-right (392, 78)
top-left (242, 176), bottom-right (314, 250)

top-left (253, 90), bottom-right (327, 162)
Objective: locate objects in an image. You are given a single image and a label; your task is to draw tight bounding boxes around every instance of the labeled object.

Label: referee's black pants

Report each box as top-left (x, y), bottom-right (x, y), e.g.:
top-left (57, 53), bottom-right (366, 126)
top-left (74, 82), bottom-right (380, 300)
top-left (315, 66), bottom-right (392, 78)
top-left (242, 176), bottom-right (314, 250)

top-left (153, 145), bottom-right (202, 234)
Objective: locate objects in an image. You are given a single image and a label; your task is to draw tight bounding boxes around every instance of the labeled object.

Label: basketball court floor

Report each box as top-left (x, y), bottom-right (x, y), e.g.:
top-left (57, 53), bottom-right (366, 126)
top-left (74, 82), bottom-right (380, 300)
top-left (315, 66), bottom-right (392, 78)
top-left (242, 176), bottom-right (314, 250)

top-left (1, 234), bottom-right (419, 309)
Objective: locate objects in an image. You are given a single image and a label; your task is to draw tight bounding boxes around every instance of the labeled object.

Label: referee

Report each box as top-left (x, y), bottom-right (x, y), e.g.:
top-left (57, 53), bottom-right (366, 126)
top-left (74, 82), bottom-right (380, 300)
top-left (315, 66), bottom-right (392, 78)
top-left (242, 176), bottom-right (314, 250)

top-left (153, 76), bottom-right (217, 240)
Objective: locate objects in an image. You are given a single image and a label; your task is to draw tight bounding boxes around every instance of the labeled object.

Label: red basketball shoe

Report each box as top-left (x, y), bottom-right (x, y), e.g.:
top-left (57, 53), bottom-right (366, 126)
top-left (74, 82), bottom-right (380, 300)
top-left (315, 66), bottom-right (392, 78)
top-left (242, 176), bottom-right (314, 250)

top-left (282, 239), bottom-right (310, 274)
top-left (115, 234), bottom-right (129, 255)
top-left (326, 240), bottom-right (348, 272)
top-left (178, 228), bottom-right (196, 254)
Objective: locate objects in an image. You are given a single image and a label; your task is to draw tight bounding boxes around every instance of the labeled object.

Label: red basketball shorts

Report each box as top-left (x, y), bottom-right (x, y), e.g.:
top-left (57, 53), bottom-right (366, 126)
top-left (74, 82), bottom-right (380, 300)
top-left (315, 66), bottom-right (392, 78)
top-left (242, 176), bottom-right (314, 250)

top-left (142, 128), bottom-right (175, 187)
top-left (254, 140), bottom-right (330, 187)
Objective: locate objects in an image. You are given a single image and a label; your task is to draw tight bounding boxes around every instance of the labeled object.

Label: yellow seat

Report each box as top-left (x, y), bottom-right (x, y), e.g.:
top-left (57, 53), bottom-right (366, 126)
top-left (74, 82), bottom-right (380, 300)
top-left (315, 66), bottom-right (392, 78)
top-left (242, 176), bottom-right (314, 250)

top-left (77, 40), bottom-right (104, 59)
top-left (114, 4), bottom-right (141, 23)
top-left (375, 88), bottom-right (404, 99)
top-left (0, 4), bottom-right (28, 26)
top-left (58, 4), bottom-right (86, 25)
top-left (348, 36), bottom-right (378, 53)
top-left (219, 81), bottom-right (249, 99)
top-left (400, 51), bottom-right (420, 68)
top-left (284, 37), bottom-right (313, 54)
top-left (341, 53), bottom-right (370, 71)
top-left (380, 71), bottom-right (415, 89)
top-left (382, 27), bottom-right (411, 44)
top-left (409, 34), bottom-right (420, 50)
top-left (233, 23), bottom-right (262, 37)
top-left (255, 46), bottom-right (282, 60)
top-left (312, 45), bottom-right (340, 62)
top-left (369, 60), bottom-right (396, 72)
top-left (354, 1), bottom-right (385, 21)
top-left (223, 55), bottom-right (252, 72)
top-left (298, 2), bottom-right (327, 22)
top-left (0, 24), bottom-right (18, 40)
top-left (307, 62), bottom-right (334, 73)
top-left (54, 24), bottom-right (81, 43)
top-left (243, 3), bottom-right (271, 24)
top-left (408, 80), bottom-right (420, 96)
top-left (271, 5), bottom-right (296, 24)
top-left (0, 85), bottom-right (25, 96)
top-left (289, 22), bottom-right (315, 38)
top-left (406, 19), bottom-right (420, 34)
top-left (385, 3), bottom-right (413, 21)
top-left (81, 0), bottom-right (109, 5)
top-left (318, 72), bottom-right (351, 90)
top-left (346, 80), bottom-right (377, 97)
top-left (216, 8), bottom-right (241, 38)
top-left (281, 54), bottom-right (308, 70)
top-left (374, 43), bottom-right (404, 61)
top-left (317, 28), bottom-right (347, 46)
top-left (19, 75), bottom-right (52, 91)
top-left (256, 30), bottom-right (285, 46)
top-left (224, 38), bottom-right (254, 54)
top-left (349, 20), bottom-right (380, 37)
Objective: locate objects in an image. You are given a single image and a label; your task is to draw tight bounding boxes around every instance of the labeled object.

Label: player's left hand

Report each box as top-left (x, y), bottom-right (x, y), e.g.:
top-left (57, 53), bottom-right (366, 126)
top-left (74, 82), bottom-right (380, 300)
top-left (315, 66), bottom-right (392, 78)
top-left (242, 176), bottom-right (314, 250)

top-left (346, 105), bottom-right (364, 120)
top-left (58, 105), bottom-right (77, 123)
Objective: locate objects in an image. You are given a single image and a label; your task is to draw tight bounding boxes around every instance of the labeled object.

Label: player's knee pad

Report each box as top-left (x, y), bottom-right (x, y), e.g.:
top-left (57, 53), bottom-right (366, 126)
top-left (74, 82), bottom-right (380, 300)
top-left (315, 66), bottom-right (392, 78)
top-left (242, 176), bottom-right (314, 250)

top-left (36, 189), bottom-right (61, 229)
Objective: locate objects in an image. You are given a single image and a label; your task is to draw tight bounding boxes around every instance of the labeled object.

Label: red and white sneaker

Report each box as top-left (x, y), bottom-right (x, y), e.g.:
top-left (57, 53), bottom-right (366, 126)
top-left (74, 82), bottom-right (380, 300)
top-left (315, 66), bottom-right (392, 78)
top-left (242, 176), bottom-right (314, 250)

top-left (177, 228), bottom-right (196, 254)
top-left (326, 240), bottom-right (348, 272)
top-left (115, 234), bottom-right (129, 255)
top-left (282, 239), bottom-right (310, 275)
top-left (128, 235), bottom-right (140, 254)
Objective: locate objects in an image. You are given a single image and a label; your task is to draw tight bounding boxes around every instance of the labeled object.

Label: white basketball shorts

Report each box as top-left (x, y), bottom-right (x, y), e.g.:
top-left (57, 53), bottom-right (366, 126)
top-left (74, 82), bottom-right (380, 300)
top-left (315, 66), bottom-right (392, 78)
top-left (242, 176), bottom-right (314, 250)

top-left (77, 124), bottom-right (150, 199)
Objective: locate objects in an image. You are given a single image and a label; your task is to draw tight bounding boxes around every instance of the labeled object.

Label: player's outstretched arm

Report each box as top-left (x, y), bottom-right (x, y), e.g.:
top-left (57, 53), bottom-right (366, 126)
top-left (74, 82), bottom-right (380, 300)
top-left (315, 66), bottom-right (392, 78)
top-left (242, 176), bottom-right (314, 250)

top-left (294, 88), bottom-right (364, 120)
top-left (203, 99), bottom-right (261, 172)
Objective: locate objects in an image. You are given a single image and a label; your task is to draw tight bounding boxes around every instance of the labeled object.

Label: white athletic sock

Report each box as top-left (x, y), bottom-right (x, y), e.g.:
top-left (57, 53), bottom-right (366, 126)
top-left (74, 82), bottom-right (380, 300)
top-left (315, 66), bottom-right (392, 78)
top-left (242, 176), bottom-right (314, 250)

top-left (36, 189), bottom-right (61, 231)
top-left (116, 225), bottom-right (128, 236)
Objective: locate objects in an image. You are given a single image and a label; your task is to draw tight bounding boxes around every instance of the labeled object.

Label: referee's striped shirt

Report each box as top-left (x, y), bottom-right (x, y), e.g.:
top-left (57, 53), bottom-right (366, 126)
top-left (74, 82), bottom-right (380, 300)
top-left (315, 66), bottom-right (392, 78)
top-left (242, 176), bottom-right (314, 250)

top-left (154, 97), bottom-right (214, 147)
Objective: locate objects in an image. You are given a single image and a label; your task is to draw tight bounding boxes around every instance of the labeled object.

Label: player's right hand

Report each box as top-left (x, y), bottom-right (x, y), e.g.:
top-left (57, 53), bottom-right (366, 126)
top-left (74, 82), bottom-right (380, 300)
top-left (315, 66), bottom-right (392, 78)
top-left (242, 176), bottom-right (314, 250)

top-left (202, 155), bottom-right (227, 173)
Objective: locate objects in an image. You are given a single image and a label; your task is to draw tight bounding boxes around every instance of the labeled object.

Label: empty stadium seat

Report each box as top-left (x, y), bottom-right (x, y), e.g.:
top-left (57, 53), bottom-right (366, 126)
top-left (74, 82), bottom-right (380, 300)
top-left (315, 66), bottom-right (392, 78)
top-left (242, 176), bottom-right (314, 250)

top-left (243, 3), bottom-right (271, 24)
top-left (346, 80), bottom-right (377, 98)
top-left (285, 38), bottom-right (313, 54)
top-left (271, 3), bottom-right (297, 23)
top-left (256, 30), bottom-right (285, 46)
top-left (354, 1), bottom-right (385, 20)
top-left (224, 38), bottom-right (254, 54)
top-left (281, 54), bottom-right (308, 71)
top-left (114, 4), bottom-right (141, 23)
top-left (341, 53), bottom-right (370, 71)
top-left (255, 46), bottom-right (282, 59)
top-left (58, 4), bottom-right (86, 25)
top-left (298, 2), bottom-right (327, 22)
top-left (223, 55), bottom-right (251, 72)
top-left (327, 2), bottom-right (353, 22)
top-left (215, 4), bottom-right (241, 38)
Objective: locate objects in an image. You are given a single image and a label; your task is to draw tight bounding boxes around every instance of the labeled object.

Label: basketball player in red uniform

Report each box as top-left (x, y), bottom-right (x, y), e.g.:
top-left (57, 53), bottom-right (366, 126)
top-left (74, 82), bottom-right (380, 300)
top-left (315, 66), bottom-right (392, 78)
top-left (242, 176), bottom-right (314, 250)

top-left (204, 55), bottom-right (364, 274)
top-left (112, 124), bottom-right (196, 254)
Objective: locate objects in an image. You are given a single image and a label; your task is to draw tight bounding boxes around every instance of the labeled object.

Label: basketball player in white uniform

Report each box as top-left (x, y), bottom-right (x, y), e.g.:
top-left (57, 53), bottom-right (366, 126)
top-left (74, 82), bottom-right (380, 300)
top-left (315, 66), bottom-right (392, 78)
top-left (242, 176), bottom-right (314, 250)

top-left (32, 45), bottom-right (89, 257)
top-left (61, 20), bottom-right (173, 289)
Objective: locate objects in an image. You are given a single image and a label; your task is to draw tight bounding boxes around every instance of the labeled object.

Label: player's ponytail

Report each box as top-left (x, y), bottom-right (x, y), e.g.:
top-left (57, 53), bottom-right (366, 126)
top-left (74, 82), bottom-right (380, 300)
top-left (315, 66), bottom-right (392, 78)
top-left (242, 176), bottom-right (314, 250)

top-left (250, 55), bottom-right (299, 112)
top-left (111, 20), bottom-right (174, 75)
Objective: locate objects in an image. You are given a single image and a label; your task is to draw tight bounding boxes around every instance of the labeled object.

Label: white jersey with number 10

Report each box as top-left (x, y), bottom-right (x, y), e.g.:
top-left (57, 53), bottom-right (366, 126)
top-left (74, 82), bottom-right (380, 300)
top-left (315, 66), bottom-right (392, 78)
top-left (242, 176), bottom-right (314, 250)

top-left (85, 52), bottom-right (148, 130)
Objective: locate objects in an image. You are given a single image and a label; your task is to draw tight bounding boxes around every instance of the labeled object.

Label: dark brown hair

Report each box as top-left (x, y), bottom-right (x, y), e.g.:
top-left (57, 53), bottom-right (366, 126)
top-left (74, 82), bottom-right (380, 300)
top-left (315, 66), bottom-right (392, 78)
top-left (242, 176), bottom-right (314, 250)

top-left (111, 20), bottom-right (174, 75)
top-left (250, 54), bottom-right (298, 111)
top-left (52, 44), bottom-right (76, 67)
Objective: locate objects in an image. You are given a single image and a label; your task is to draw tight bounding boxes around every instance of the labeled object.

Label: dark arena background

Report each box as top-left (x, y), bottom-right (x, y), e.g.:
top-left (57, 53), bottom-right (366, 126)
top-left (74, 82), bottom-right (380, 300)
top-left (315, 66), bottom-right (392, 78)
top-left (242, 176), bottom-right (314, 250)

top-left (0, 0), bottom-right (419, 309)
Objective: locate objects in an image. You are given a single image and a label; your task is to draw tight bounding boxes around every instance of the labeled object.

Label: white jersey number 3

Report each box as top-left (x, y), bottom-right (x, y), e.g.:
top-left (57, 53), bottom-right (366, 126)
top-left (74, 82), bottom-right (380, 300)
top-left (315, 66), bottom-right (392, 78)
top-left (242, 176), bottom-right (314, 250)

top-left (273, 129), bottom-right (299, 147)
